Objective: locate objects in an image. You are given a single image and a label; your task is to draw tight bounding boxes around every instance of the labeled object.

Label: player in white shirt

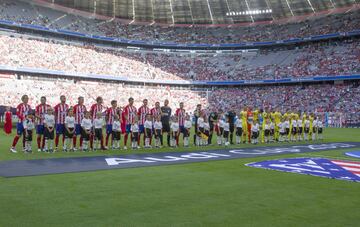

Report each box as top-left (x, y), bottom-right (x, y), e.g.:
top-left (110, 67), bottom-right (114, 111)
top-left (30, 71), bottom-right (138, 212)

top-left (64, 109), bottom-right (75, 152)
top-left (235, 115), bottom-right (243, 144)
top-left (217, 116), bottom-right (225, 145)
top-left (317, 117), bottom-right (324, 140)
top-left (278, 121), bottom-right (285, 142)
top-left (264, 118), bottom-right (271, 143)
top-left (112, 115), bottom-right (122, 150)
top-left (304, 117), bottom-right (310, 141)
top-left (183, 115), bottom-right (192, 147)
top-left (44, 108), bottom-right (55, 152)
top-left (93, 112), bottom-right (104, 151)
top-left (153, 116), bottom-right (163, 148)
top-left (170, 116), bottom-right (180, 147)
top-left (196, 115), bottom-right (205, 146)
top-left (81, 112), bottom-right (92, 151)
top-left (270, 119), bottom-right (275, 142)
top-left (222, 117), bottom-right (230, 146)
top-left (144, 114), bottom-right (153, 148)
top-left (251, 121), bottom-right (260, 144)
top-left (131, 117), bottom-right (140, 149)
top-left (203, 117), bottom-right (210, 146)
top-left (277, 121), bottom-right (284, 142)
top-left (284, 118), bottom-right (290, 142)
top-left (297, 117), bottom-right (303, 141)
top-left (23, 114), bottom-right (35, 153)
top-left (312, 118), bottom-right (318, 141)
top-left (291, 117), bottom-right (297, 142)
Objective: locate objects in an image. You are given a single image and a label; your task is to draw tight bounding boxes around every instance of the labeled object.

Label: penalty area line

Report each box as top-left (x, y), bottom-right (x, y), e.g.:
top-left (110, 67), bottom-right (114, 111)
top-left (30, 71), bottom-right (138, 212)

top-left (305, 154), bottom-right (359, 161)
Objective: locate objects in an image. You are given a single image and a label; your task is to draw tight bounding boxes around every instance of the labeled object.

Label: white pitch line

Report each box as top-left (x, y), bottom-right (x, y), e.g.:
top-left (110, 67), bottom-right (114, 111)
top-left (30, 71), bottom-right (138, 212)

top-left (305, 154), bottom-right (360, 161)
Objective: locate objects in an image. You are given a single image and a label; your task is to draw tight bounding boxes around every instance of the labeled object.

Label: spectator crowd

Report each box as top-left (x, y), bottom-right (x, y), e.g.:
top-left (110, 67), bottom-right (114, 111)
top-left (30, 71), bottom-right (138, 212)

top-left (0, 35), bottom-right (359, 81)
top-left (0, 0), bottom-right (359, 44)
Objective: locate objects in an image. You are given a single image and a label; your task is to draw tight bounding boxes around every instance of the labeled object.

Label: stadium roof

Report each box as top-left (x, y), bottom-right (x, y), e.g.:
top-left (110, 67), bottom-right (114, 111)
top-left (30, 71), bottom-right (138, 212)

top-left (42, 0), bottom-right (357, 24)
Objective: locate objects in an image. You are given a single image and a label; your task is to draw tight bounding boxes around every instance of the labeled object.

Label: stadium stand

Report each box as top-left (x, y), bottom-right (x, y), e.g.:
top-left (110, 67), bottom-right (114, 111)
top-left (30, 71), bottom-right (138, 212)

top-left (0, 75), bottom-right (207, 111)
top-left (0, 1), bottom-right (359, 126)
top-left (0, 0), bottom-right (359, 43)
top-left (0, 34), bottom-right (359, 81)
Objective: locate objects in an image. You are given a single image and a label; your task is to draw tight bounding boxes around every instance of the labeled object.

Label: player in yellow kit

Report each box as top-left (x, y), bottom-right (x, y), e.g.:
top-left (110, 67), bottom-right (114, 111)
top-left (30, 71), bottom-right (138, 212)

top-left (253, 109), bottom-right (259, 123)
top-left (283, 110), bottom-right (292, 140)
top-left (260, 109), bottom-right (269, 143)
top-left (273, 109), bottom-right (282, 141)
top-left (240, 108), bottom-right (248, 143)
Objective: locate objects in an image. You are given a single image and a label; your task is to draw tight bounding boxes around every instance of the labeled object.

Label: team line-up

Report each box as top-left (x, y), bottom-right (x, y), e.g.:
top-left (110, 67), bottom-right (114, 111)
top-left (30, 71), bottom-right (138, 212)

top-left (8, 95), bottom-right (324, 153)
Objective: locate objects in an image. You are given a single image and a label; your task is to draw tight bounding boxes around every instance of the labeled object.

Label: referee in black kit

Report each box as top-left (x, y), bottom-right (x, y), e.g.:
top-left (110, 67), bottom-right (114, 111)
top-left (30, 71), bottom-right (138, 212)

top-left (208, 110), bottom-right (218, 144)
top-left (161, 99), bottom-right (172, 146)
top-left (193, 104), bottom-right (202, 144)
top-left (227, 109), bottom-right (236, 144)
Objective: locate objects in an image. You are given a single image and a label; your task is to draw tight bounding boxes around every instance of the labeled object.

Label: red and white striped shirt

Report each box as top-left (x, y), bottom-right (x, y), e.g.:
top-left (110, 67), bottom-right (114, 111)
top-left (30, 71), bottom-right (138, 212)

top-left (16, 103), bottom-right (31, 123)
top-left (73, 104), bottom-right (87, 124)
top-left (123, 105), bottom-right (137, 125)
top-left (175, 108), bottom-right (186, 126)
top-left (90, 104), bottom-right (104, 121)
top-left (151, 107), bottom-right (161, 121)
top-left (35, 104), bottom-right (51, 125)
top-left (138, 105), bottom-right (150, 125)
top-left (106, 107), bottom-right (119, 125)
top-left (54, 103), bottom-right (69, 124)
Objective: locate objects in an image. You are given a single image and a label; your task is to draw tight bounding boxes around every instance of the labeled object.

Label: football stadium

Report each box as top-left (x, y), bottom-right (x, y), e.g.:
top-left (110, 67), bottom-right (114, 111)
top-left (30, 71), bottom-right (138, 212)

top-left (0, 0), bottom-right (359, 226)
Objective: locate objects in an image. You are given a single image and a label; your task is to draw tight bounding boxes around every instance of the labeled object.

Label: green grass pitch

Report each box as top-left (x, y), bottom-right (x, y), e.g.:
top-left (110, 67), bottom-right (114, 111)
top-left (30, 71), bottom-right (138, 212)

top-left (0, 128), bottom-right (359, 227)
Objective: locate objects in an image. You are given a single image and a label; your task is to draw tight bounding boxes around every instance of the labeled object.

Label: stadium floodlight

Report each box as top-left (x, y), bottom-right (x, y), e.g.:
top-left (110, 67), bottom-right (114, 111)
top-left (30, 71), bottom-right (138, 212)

top-left (226, 8), bottom-right (273, 16)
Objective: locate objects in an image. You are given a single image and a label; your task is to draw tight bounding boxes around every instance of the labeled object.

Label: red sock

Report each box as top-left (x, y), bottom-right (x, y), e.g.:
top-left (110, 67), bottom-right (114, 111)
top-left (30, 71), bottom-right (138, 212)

top-left (80, 136), bottom-right (83, 147)
top-left (12, 135), bottom-right (20, 147)
top-left (37, 136), bottom-right (41, 149)
top-left (55, 134), bottom-right (60, 147)
top-left (124, 133), bottom-right (128, 147)
top-left (73, 136), bottom-right (77, 147)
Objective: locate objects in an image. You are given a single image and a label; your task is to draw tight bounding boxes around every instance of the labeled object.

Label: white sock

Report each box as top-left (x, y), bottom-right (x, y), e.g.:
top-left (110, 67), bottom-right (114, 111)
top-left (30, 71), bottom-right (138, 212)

top-left (154, 138), bottom-right (157, 147)
top-left (184, 137), bottom-right (188, 146)
top-left (44, 140), bottom-right (48, 150)
top-left (64, 139), bottom-right (68, 150)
